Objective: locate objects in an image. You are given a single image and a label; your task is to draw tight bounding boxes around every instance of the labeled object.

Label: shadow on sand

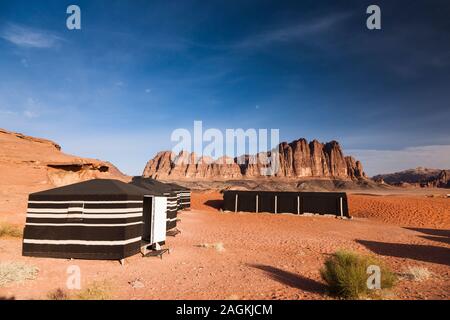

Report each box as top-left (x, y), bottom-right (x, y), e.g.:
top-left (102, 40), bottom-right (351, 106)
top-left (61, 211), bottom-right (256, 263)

top-left (248, 264), bottom-right (326, 294)
top-left (404, 227), bottom-right (450, 248)
top-left (404, 227), bottom-right (450, 238)
top-left (204, 199), bottom-right (223, 210)
top-left (356, 239), bottom-right (450, 266)
top-left (419, 235), bottom-right (450, 245)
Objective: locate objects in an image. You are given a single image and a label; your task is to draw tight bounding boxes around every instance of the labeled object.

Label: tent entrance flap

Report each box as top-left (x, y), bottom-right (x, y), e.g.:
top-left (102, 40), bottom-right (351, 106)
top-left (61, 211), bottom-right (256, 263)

top-left (145, 196), bottom-right (167, 245)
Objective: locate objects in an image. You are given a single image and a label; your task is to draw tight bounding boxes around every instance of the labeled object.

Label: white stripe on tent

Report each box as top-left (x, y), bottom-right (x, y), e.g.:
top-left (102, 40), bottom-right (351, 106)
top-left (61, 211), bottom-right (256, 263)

top-left (26, 212), bottom-right (142, 219)
top-left (25, 221), bottom-right (143, 227)
top-left (23, 236), bottom-right (142, 246)
top-left (28, 200), bottom-right (143, 204)
top-left (28, 208), bottom-right (142, 214)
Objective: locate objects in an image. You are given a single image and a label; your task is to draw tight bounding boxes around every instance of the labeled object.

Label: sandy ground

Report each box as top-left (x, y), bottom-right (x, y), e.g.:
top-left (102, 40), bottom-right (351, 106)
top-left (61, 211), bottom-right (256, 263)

top-left (349, 194), bottom-right (450, 229)
top-left (1, 191), bottom-right (449, 300)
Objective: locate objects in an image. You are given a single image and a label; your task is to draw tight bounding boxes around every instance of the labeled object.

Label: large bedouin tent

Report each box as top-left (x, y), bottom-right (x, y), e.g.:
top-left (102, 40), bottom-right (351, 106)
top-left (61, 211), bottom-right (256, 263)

top-left (223, 191), bottom-right (349, 217)
top-left (165, 182), bottom-right (191, 210)
top-left (22, 179), bottom-right (167, 260)
top-left (130, 177), bottom-right (179, 231)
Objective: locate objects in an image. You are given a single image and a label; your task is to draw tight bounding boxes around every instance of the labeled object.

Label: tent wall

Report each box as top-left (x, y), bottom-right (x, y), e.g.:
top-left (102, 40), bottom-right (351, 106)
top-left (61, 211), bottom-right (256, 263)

top-left (171, 190), bottom-right (190, 211)
top-left (165, 193), bottom-right (178, 230)
top-left (223, 191), bottom-right (349, 217)
top-left (179, 191), bottom-right (191, 209)
top-left (129, 178), bottom-right (179, 230)
top-left (23, 198), bottom-right (144, 260)
top-left (164, 182), bottom-right (191, 210)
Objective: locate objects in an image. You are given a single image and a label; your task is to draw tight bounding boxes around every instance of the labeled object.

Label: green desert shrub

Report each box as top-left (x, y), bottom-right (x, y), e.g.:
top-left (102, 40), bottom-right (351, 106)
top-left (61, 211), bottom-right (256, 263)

top-left (320, 250), bottom-right (396, 299)
top-left (0, 223), bottom-right (23, 238)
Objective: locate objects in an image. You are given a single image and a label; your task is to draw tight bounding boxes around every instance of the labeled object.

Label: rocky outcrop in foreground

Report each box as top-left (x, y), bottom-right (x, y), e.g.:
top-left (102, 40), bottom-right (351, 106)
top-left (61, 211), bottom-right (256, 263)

top-left (0, 128), bottom-right (127, 188)
top-left (143, 138), bottom-right (366, 180)
top-left (373, 167), bottom-right (450, 188)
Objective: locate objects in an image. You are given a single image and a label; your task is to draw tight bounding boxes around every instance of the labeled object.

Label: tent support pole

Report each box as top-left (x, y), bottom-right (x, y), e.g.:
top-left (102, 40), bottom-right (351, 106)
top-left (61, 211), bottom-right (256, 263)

top-left (297, 196), bottom-right (300, 215)
top-left (339, 197), bottom-right (343, 218)
top-left (256, 195), bottom-right (259, 213)
top-left (274, 195), bottom-right (278, 214)
top-left (235, 194), bottom-right (238, 213)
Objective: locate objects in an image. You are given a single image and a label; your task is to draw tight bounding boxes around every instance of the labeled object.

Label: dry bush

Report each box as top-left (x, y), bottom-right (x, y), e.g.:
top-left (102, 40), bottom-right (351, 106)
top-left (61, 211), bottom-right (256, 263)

top-left (0, 223), bottom-right (23, 238)
top-left (197, 242), bottom-right (225, 252)
top-left (403, 266), bottom-right (432, 282)
top-left (320, 250), bottom-right (396, 299)
top-left (47, 288), bottom-right (70, 300)
top-left (0, 262), bottom-right (39, 287)
top-left (75, 281), bottom-right (112, 300)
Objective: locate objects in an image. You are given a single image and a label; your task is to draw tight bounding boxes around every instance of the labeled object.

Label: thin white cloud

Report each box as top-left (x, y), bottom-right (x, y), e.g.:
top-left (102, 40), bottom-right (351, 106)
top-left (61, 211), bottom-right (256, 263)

top-left (233, 12), bottom-right (352, 50)
top-left (20, 58), bottom-right (29, 67)
top-left (348, 145), bottom-right (450, 176)
top-left (0, 109), bottom-right (17, 116)
top-left (24, 97), bottom-right (42, 118)
top-left (0, 23), bottom-right (64, 48)
top-left (23, 110), bottom-right (39, 119)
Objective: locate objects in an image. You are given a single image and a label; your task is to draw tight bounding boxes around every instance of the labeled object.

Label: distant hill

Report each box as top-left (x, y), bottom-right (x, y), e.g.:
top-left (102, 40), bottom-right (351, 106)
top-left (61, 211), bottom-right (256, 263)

top-left (373, 167), bottom-right (450, 188)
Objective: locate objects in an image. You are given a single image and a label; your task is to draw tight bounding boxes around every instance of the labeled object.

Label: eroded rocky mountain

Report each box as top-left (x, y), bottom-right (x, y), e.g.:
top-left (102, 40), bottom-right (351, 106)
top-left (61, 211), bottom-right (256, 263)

top-left (143, 138), bottom-right (366, 180)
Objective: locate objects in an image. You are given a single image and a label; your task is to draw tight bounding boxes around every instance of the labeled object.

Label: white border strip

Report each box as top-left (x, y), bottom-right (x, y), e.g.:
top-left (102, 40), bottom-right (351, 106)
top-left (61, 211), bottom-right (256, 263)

top-left (28, 208), bottom-right (142, 213)
top-left (28, 200), bottom-right (143, 204)
top-left (23, 236), bottom-right (142, 246)
top-left (26, 212), bottom-right (142, 219)
top-left (26, 222), bottom-right (143, 227)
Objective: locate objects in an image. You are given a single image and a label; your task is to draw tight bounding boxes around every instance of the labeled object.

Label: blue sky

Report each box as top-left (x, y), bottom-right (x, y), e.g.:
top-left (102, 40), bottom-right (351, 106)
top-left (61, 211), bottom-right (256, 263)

top-left (0, 0), bottom-right (449, 176)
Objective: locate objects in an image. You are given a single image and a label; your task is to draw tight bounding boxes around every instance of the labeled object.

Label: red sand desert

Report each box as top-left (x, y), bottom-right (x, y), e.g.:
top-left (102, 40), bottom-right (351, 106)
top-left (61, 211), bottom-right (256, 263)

top-left (0, 129), bottom-right (449, 300)
top-left (1, 191), bottom-right (449, 300)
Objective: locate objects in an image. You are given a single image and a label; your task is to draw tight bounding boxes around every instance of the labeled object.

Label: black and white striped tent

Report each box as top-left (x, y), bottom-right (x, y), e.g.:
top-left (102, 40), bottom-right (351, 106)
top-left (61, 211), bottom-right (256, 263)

top-left (130, 177), bottom-right (179, 231)
top-left (165, 182), bottom-right (191, 210)
top-left (22, 179), bottom-right (167, 260)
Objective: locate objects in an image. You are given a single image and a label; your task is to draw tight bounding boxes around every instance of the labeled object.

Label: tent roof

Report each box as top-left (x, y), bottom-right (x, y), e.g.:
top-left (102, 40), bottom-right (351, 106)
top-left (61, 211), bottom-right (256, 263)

top-left (29, 179), bottom-right (150, 201)
top-left (130, 177), bottom-right (175, 195)
top-left (164, 182), bottom-right (189, 191)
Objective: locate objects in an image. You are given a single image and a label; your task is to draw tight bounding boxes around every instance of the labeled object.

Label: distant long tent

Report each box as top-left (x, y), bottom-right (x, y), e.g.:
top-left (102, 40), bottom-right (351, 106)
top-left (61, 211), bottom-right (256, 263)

top-left (130, 177), bottom-right (179, 231)
top-left (223, 191), bottom-right (349, 217)
top-left (22, 179), bottom-right (167, 260)
top-left (165, 182), bottom-right (191, 210)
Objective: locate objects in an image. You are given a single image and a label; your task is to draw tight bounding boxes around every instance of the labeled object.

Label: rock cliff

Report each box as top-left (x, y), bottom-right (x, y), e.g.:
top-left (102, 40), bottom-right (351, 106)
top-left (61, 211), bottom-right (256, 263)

top-left (143, 138), bottom-right (366, 180)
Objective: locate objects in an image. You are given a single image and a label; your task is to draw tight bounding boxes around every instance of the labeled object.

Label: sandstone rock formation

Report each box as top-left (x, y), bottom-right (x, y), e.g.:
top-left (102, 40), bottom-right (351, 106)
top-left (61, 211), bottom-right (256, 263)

top-left (373, 167), bottom-right (450, 188)
top-left (0, 128), bottom-right (131, 223)
top-left (0, 128), bottom-right (127, 190)
top-left (143, 138), bottom-right (366, 180)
